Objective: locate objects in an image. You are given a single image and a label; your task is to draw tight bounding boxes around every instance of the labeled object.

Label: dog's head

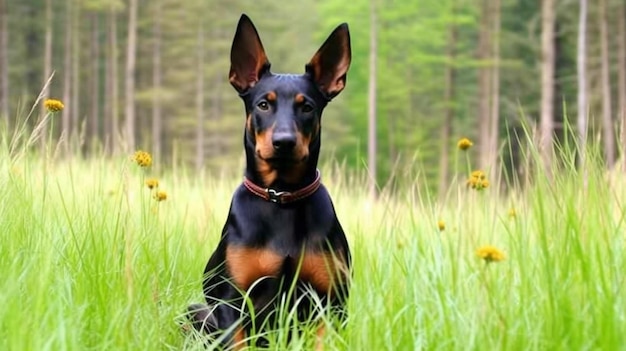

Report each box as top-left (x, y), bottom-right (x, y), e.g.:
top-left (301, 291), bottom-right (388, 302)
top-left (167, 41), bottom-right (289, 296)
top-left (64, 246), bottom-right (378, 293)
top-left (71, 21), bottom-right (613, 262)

top-left (229, 14), bottom-right (351, 187)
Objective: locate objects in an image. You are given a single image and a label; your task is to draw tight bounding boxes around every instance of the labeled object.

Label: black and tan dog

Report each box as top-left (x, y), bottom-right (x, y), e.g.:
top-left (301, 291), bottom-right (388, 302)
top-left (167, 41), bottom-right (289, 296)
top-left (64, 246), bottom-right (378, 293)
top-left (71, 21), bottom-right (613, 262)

top-left (187, 14), bottom-right (352, 349)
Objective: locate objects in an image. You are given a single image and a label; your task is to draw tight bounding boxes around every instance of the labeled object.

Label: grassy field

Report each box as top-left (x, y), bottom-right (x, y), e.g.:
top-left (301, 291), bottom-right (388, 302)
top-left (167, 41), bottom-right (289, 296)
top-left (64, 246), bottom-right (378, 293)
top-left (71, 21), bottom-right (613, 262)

top-left (1, 126), bottom-right (626, 350)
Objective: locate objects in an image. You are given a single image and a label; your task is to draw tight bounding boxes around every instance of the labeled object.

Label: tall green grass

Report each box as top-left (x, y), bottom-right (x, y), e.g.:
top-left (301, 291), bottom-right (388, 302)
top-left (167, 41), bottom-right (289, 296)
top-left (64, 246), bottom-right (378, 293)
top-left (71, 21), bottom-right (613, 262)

top-left (1, 112), bottom-right (626, 350)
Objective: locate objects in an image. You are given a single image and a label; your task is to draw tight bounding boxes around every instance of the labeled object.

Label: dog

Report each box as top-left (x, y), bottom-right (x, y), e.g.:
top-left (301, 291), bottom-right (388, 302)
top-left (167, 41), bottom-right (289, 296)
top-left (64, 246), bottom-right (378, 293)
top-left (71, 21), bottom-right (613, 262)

top-left (187, 14), bottom-right (352, 350)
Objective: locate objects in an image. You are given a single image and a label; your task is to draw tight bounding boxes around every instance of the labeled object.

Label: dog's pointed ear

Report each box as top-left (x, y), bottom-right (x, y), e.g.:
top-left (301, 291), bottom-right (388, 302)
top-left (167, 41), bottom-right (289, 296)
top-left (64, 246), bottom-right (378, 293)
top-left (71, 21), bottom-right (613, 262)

top-left (229, 14), bottom-right (271, 94)
top-left (305, 23), bottom-right (351, 100)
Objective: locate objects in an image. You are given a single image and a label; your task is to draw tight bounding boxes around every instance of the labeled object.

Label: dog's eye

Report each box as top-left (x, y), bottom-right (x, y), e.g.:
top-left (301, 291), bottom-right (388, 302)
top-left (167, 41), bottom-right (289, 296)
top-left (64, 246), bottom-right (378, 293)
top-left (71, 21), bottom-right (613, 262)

top-left (302, 103), bottom-right (314, 113)
top-left (257, 101), bottom-right (270, 111)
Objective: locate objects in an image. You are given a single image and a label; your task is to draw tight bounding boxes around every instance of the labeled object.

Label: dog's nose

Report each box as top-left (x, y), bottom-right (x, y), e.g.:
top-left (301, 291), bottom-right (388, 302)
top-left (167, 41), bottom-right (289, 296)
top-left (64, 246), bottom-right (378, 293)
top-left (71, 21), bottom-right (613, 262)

top-left (272, 132), bottom-right (297, 152)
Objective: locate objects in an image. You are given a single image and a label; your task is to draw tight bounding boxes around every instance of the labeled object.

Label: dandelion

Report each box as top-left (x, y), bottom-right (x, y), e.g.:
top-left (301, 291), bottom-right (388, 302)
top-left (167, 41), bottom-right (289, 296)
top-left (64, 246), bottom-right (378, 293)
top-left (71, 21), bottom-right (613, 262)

top-left (476, 245), bottom-right (505, 263)
top-left (44, 99), bottom-right (64, 113)
top-left (457, 137), bottom-right (473, 150)
top-left (145, 178), bottom-right (159, 190)
top-left (154, 190), bottom-right (167, 202)
top-left (133, 150), bottom-right (152, 168)
top-left (508, 208), bottom-right (517, 219)
top-left (467, 170), bottom-right (490, 190)
top-left (470, 170), bottom-right (486, 180)
top-left (437, 220), bottom-right (445, 231)
top-left (466, 177), bottom-right (490, 190)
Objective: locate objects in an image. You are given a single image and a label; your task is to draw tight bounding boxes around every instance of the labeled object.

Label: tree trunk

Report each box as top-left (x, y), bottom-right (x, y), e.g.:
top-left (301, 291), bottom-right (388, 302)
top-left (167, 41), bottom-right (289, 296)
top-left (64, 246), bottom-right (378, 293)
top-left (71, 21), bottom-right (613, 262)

top-left (540, 0), bottom-right (556, 171)
top-left (617, 1), bottom-right (626, 169)
top-left (71, 2), bottom-right (80, 145)
top-left (24, 5), bottom-right (39, 109)
top-left (489, 0), bottom-right (501, 180)
top-left (40, 0), bottom-right (53, 149)
top-left (367, 0), bottom-right (378, 200)
top-left (151, 0), bottom-right (163, 165)
top-left (124, 0), bottom-right (138, 151)
top-left (477, 0), bottom-right (492, 171)
top-left (90, 13), bottom-right (100, 154)
top-left (108, 4), bottom-right (120, 154)
top-left (61, 0), bottom-right (72, 154)
top-left (577, 0), bottom-right (588, 165)
top-left (195, 22), bottom-right (205, 172)
top-left (599, 0), bottom-right (614, 166)
top-left (208, 27), bottom-right (221, 167)
top-left (438, 0), bottom-right (458, 198)
top-left (0, 0), bottom-right (9, 126)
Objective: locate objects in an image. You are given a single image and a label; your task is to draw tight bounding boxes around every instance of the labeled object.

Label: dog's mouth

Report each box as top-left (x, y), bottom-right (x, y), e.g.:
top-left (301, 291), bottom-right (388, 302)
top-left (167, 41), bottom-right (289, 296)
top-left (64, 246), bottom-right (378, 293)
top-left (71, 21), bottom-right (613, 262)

top-left (257, 151), bottom-right (308, 166)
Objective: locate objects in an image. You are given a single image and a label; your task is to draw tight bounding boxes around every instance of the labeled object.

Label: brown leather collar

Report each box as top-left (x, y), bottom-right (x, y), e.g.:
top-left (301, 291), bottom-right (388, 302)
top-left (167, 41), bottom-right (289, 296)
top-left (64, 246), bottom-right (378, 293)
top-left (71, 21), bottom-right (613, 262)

top-left (242, 169), bottom-right (321, 204)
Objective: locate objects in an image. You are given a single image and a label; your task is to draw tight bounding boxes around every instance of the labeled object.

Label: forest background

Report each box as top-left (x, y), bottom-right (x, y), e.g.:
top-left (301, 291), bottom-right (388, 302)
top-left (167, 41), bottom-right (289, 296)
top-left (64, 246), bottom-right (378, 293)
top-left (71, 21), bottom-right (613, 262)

top-left (1, 0), bottom-right (625, 196)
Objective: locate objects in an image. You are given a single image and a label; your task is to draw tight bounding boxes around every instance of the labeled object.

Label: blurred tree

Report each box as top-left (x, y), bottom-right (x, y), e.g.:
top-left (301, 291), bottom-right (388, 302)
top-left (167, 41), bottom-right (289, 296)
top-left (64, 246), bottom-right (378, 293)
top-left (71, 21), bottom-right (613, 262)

top-left (124, 0), bottom-right (137, 151)
top-left (0, 0), bottom-right (8, 125)
top-left (577, 0), bottom-right (587, 165)
top-left (438, 0), bottom-right (458, 197)
top-left (70, 0), bottom-right (80, 144)
top-left (477, 0), bottom-right (492, 171)
top-left (619, 1), bottom-right (626, 169)
top-left (40, 0), bottom-right (52, 150)
top-left (367, 0), bottom-right (378, 200)
top-left (151, 0), bottom-right (162, 164)
top-left (489, 0), bottom-right (501, 179)
top-left (195, 20), bottom-right (205, 172)
top-left (88, 10), bottom-right (101, 154)
top-left (60, 0), bottom-right (72, 153)
top-left (540, 0), bottom-right (555, 172)
top-left (599, 0), bottom-right (614, 166)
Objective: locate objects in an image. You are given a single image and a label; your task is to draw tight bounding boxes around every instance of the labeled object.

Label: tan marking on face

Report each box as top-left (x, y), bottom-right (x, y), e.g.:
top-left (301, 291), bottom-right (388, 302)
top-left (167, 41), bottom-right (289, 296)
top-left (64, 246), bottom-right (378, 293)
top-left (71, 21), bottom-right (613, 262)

top-left (246, 114), bottom-right (252, 132)
top-left (255, 125), bottom-right (277, 186)
top-left (294, 93), bottom-right (305, 104)
top-left (226, 246), bottom-right (284, 291)
top-left (255, 125), bottom-right (274, 159)
top-left (278, 127), bottom-right (310, 184)
top-left (266, 91), bottom-right (277, 102)
top-left (255, 158), bottom-right (278, 186)
top-left (298, 251), bottom-right (348, 297)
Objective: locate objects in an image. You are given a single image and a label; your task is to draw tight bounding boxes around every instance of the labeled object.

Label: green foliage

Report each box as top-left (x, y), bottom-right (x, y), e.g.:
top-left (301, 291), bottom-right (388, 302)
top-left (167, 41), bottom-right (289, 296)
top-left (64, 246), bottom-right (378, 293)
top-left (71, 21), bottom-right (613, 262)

top-left (317, 0), bottom-right (484, 189)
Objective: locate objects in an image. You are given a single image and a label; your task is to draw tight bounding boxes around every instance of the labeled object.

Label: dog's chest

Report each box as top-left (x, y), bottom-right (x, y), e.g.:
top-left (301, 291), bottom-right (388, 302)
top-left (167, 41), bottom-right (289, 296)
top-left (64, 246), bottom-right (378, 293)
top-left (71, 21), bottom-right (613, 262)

top-left (225, 245), bottom-right (343, 296)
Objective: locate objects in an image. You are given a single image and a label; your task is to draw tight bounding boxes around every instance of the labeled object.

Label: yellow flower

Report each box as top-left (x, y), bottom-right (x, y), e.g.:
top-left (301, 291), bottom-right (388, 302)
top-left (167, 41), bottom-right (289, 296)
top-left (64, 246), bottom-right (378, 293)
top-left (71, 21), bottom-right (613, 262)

top-left (145, 178), bottom-right (159, 189)
top-left (133, 150), bottom-right (152, 168)
top-left (467, 170), bottom-right (489, 190)
top-left (44, 99), bottom-right (64, 112)
top-left (508, 208), bottom-right (517, 219)
top-left (470, 170), bottom-right (486, 180)
top-left (457, 138), bottom-right (473, 150)
top-left (154, 190), bottom-right (167, 202)
top-left (437, 220), bottom-right (445, 231)
top-left (476, 245), bottom-right (506, 263)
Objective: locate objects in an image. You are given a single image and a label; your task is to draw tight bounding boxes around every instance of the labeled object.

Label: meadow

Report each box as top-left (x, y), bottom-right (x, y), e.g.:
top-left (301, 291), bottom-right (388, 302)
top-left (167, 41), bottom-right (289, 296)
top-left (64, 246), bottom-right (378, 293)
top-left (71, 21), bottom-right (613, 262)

top-left (1, 114), bottom-right (626, 350)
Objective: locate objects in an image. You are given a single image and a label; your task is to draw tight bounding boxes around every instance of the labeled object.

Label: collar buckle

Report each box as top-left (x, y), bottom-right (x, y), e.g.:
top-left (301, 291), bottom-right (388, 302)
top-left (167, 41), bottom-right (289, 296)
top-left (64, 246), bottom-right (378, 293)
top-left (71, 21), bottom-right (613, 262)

top-left (266, 188), bottom-right (287, 203)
